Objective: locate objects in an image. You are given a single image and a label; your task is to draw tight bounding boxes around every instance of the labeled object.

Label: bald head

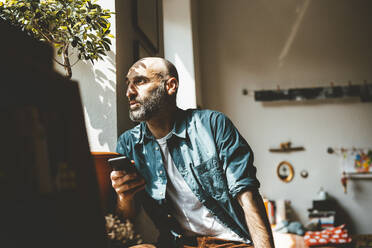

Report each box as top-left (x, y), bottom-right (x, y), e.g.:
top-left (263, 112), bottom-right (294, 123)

top-left (127, 57), bottom-right (178, 83)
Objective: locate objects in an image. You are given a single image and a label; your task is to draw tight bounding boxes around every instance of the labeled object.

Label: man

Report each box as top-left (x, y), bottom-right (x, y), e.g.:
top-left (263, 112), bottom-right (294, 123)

top-left (111, 57), bottom-right (275, 248)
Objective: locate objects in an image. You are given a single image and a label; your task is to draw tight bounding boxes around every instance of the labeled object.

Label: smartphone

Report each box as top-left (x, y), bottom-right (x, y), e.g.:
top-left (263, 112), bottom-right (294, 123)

top-left (107, 156), bottom-right (137, 173)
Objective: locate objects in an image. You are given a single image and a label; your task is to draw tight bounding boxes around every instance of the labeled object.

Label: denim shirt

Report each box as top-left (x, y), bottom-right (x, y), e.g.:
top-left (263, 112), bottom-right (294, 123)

top-left (116, 108), bottom-right (260, 244)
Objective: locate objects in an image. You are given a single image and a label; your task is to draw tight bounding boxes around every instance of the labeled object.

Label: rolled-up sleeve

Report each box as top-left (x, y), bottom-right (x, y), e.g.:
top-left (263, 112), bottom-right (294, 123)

top-left (211, 112), bottom-right (260, 198)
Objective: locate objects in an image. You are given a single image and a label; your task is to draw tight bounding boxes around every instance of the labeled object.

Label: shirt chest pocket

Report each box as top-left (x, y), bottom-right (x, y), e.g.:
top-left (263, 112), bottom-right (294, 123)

top-left (192, 156), bottom-right (227, 199)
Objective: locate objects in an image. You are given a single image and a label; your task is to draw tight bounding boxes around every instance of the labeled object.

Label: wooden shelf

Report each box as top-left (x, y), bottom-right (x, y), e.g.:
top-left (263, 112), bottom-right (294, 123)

top-left (269, 147), bottom-right (305, 153)
top-left (344, 172), bottom-right (372, 179)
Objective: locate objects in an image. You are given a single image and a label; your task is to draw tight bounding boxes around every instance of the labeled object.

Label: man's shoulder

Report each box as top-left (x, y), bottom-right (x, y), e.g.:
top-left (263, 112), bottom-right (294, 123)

top-left (118, 123), bottom-right (142, 142)
top-left (184, 108), bottom-right (227, 120)
top-left (183, 108), bottom-right (229, 125)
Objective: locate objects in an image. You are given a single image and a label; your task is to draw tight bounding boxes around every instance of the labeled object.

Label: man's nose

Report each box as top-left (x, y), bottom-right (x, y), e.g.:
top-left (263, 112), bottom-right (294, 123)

top-left (126, 82), bottom-right (137, 98)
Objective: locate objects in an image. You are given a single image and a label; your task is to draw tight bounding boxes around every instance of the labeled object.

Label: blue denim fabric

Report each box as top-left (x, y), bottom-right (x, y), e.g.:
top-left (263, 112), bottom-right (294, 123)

top-left (116, 108), bottom-right (260, 242)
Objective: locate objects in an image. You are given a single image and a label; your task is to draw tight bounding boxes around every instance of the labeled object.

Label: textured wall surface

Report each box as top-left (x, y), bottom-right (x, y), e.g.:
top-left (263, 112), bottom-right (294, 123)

top-left (197, 0), bottom-right (372, 234)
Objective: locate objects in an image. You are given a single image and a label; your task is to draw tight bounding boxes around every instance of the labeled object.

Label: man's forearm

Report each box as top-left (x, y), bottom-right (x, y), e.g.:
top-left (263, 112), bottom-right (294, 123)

top-left (238, 190), bottom-right (275, 248)
top-left (116, 194), bottom-right (137, 219)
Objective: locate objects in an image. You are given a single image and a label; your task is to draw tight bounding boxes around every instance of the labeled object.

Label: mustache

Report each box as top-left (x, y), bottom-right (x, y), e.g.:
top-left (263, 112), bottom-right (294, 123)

top-left (129, 95), bottom-right (143, 104)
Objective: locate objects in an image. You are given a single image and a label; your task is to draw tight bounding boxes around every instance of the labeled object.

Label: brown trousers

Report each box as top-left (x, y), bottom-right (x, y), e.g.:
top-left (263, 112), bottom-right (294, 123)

top-left (182, 236), bottom-right (253, 248)
top-left (130, 237), bottom-right (253, 248)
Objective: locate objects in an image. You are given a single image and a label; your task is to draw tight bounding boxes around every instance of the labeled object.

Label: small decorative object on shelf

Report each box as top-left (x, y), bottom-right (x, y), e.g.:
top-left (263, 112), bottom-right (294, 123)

top-left (328, 146), bottom-right (372, 177)
top-left (341, 171), bottom-right (348, 194)
top-left (328, 146), bottom-right (372, 193)
top-left (269, 141), bottom-right (305, 153)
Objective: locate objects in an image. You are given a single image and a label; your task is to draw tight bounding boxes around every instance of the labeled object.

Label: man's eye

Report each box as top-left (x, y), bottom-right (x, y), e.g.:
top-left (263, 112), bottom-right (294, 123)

top-left (127, 78), bottom-right (147, 87)
top-left (135, 79), bottom-right (146, 85)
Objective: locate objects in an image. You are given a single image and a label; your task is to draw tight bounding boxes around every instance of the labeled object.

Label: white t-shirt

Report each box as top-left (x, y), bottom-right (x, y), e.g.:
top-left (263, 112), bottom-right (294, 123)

top-left (156, 133), bottom-right (248, 243)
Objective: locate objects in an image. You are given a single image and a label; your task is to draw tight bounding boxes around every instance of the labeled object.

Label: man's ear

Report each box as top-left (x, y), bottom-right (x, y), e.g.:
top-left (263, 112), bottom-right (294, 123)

top-left (166, 77), bottom-right (178, 96)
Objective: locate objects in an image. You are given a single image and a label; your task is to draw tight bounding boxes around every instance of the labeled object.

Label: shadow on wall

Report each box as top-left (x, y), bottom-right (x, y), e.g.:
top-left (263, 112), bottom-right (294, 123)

top-left (74, 50), bottom-right (117, 152)
top-left (327, 195), bottom-right (355, 234)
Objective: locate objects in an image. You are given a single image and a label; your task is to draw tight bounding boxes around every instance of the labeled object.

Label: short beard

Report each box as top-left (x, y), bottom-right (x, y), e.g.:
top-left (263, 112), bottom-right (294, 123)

top-left (129, 82), bottom-right (171, 122)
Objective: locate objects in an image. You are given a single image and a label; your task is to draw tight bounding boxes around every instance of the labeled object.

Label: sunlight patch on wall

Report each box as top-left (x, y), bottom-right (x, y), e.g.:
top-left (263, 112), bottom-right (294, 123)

top-left (174, 53), bottom-right (197, 110)
top-left (163, 0), bottom-right (198, 110)
top-left (278, 0), bottom-right (311, 67)
top-left (84, 107), bottom-right (111, 152)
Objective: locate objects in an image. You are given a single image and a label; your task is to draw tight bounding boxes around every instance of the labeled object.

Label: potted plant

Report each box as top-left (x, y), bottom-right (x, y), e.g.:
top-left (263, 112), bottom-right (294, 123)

top-left (0, 0), bottom-right (114, 79)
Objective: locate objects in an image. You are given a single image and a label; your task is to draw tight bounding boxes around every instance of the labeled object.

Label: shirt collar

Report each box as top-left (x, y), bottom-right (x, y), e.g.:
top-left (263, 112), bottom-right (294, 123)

top-left (171, 108), bottom-right (187, 139)
top-left (138, 108), bottom-right (187, 143)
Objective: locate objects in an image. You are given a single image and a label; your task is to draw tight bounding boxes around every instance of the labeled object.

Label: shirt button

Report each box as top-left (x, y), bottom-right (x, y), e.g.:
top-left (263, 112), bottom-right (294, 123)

top-left (167, 214), bottom-right (172, 218)
top-left (155, 147), bottom-right (159, 150)
top-left (159, 170), bottom-right (163, 174)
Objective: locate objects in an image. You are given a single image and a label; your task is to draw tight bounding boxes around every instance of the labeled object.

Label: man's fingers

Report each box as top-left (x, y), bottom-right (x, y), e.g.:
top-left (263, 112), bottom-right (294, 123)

top-left (110, 170), bottom-right (125, 180)
top-left (112, 173), bottom-right (141, 187)
top-left (111, 170), bottom-right (142, 182)
top-left (110, 168), bottom-right (145, 197)
top-left (116, 179), bottom-right (146, 195)
top-left (132, 183), bottom-right (146, 195)
top-left (121, 173), bottom-right (141, 183)
top-left (111, 171), bottom-right (131, 187)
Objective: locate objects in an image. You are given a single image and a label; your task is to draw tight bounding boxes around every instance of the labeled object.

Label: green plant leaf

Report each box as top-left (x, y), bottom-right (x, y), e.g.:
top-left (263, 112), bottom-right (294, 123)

top-left (0, 0), bottom-right (114, 77)
top-left (57, 47), bottom-right (63, 55)
top-left (103, 37), bottom-right (111, 44)
top-left (102, 42), bottom-right (110, 51)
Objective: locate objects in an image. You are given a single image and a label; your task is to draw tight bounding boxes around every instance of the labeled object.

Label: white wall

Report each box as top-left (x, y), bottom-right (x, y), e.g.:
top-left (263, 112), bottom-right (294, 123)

top-left (197, 0), bottom-right (372, 234)
top-left (55, 0), bottom-right (117, 152)
top-left (163, 0), bottom-right (201, 109)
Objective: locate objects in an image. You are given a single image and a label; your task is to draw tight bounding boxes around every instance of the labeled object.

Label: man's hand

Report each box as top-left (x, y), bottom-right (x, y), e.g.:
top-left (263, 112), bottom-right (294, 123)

top-left (111, 170), bottom-right (146, 199)
top-left (110, 166), bottom-right (145, 218)
top-left (238, 190), bottom-right (275, 248)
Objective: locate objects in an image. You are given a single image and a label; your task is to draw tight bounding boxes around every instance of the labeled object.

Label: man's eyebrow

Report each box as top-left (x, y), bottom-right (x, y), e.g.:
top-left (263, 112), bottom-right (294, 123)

top-left (125, 76), bottom-right (149, 85)
top-left (133, 76), bottom-right (149, 82)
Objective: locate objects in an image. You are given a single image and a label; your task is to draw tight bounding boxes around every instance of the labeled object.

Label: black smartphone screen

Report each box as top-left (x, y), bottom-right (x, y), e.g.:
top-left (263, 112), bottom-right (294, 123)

top-left (107, 156), bottom-right (136, 172)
